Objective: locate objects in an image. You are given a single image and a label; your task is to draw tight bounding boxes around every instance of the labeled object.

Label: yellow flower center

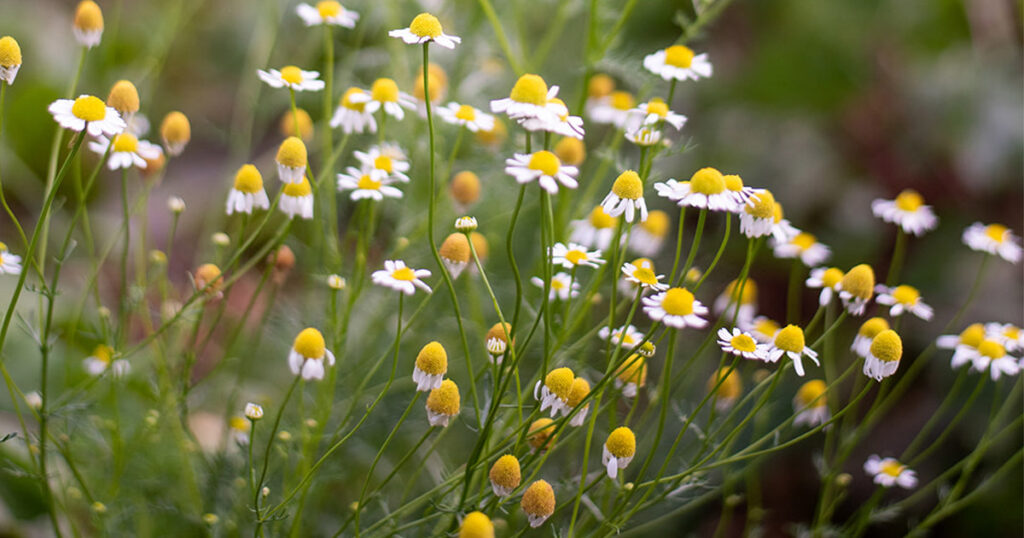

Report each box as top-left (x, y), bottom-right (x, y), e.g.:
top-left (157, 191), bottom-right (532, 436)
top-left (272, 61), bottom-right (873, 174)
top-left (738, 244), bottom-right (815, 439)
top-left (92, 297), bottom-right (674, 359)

top-left (409, 12), bottom-right (443, 38)
top-left (551, 278), bottom-right (565, 291)
top-left (370, 78), bottom-right (400, 103)
top-left (229, 416), bottom-right (249, 432)
top-left (870, 330), bottom-right (902, 362)
top-left (460, 512), bottom-right (493, 538)
top-left (341, 87), bottom-right (366, 111)
top-left (858, 317), bottom-right (889, 338)
top-left (822, 268), bottom-right (844, 288)
top-left (773, 202), bottom-right (785, 223)
top-left (609, 91), bottom-right (635, 111)
top-left (527, 151), bottom-right (561, 176)
top-left (565, 249), bottom-right (588, 265)
top-left (391, 267), bottom-right (416, 281)
top-left (521, 480), bottom-right (555, 516)
top-left (455, 104), bottom-right (476, 122)
top-left (985, 224), bottom-right (1008, 243)
top-left (356, 175), bottom-right (382, 190)
top-left (509, 74), bottom-right (549, 106)
top-left (317, 1), bottom-right (341, 17)
top-left (160, 111), bottom-right (191, 144)
top-left (774, 325), bottom-right (806, 353)
top-left (233, 164), bottom-right (263, 193)
top-left (891, 285), bottom-right (920, 305)
top-left (1004, 326), bottom-right (1021, 341)
top-left (690, 167), bottom-right (726, 195)
top-left (660, 287), bottom-right (695, 316)
top-left (489, 454), bottom-right (521, 489)
top-left (282, 178), bottom-right (312, 197)
top-left (293, 328), bottom-right (326, 359)
top-left (367, 154), bottom-right (393, 172)
top-left (74, 1), bottom-right (104, 31)
top-left (959, 323), bottom-right (985, 347)
top-left (71, 95), bottom-right (107, 122)
top-left (589, 206), bottom-right (617, 229)
top-left (616, 354), bottom-right (646, 385)
top-left (792, 233), bottom-right (816, 251)
top-left (642, 210), bottom-right (670, 237)
top-left (415, 341), bottom-right (448, 375)
top-left (426, 379), bottom-right (460, 415)
top-left (606, 427), bottom-right (636, 458)
top-left (880, 460), bottom-right (906, 477)
top-left (276, 137), bottom-right (308, 167)
top-left (92, 345), bottom-right (113, 364)
top-left (0, 36), bottom-right (22, 67)
top-left (107, 80), bottom-right (139, 114)
top-left (726, 279), bottom-right (757, 305)
top-left (486, 322), bottom-right (512, 345)
top-left (567, 377), bottom-right (590, 407)
top-left (745, 190), bottom-right (776, 219)
top-left (612, 170), bottom-right (643, 200)
top-left (730, 334), bottom-right (758, 353)
top-left (279, 66), bottom-right (304, 85)
top-left (895, 189), bottom-right (923, 211)
top-left (587, 74), bottom-right (614, 98)
top-left (754, 318), bottom-right (779, 337)
top-left (709, 368), bottom-right (742, 399)
top-left (797, 379), bottom-right (827, 407)
top-left (722, 175), bottom-right (741, 193)
top-left (977, 339), bottom-right (1005, 359)
top-left (111, 133), bottom-right (138, 153)
top-left (840, 264), bottom-right (875, 300)
top-left (646, 98), bottom-right (669, 118)
top-left (544, 367), bottom-right (574, 400)
top-left (439, 234), bottom-right (470, 263)
top-left (631, 266), bottom-right (658, 286)
top-left (555, 137), bottom-right (585, 166)
top-left (664, 45), bottom-right (695, 68)
top-left (527, 419), bottom-right (556, 450)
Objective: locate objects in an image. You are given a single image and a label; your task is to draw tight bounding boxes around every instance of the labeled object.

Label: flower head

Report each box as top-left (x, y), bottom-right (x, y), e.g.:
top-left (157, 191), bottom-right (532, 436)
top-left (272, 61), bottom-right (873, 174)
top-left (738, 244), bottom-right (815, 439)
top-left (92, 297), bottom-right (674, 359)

top-left (534, 367), bottom-right (574, 417)
top-left (852, 317), bottom-right (890, 359)
top-left (276, 137), bottom-right (308, 183)
top-left (629, 210), bottom-right (670, 256)
top-left (864, 455), bottom-right (917, 489)
top-left (73, 1), bottom-right (104, 48)
top-left (389, 12), bottom-right (461, 49)
top-left (520, 479), bottom-right (555, 527)
top-left (425, 379), bottom-right (460, 426)
top-left (603, 427), bottom-right (636, 479)
top-left (439, 233), bottom-right (471, 278)
top-left (643, 287), bottom-right (708, 329)
top-left (838, 264), bottom-right (876, 315)
top-left (331, 87), bottom-right (377, 134)
top-left (983, 322), bottom-right (1023, 353)
top-left (490, 74), bottom-right (553, 122)
top-left (280, 178), bottom-right (314, 219)
top-left (707, 367), bottom-right (742, 410)
top-left (437, 102), bottom-right (495, 132)
top-left (106, 80), bottom-right (140, 119)
top-left (49, 95), bottom-right (126, 137)
top-left (601, 170), bottom-right (648, 223)
top-left (554, 137), bottom-right (586, 166)
top-left (551, 242), bottom-right (604, 270)
top-left (0, 242), bottom-right (22, 275)
top-left (336, 167), bottom-right (403, 202)
top-left (227, 164), bottom-right (270, 215)
top-left (288, 328), bottom-right (335, 380)
top-left (485, 322), bottom-right (514, 358)
top-left (570, 206), bottom-right (618, 249)
top-left (972, 339), bottom-right (1020, 381)
top-left (714, 279), bottom-right (758, 328)
top-left (566, 377), bottom-right (591, 426)
top-left (454, 216), bottom-right (478, 233)
top-left (749, 316), bottom-right (780, 343)
top-left (450, 171), bottom-right (481, 208)
top-left (458, 512), bottom-right (493, 538)
top-left (621, 261), bottom-right (668, 291)
top-left (937, 322), bottom-right (986, 369)
top-left (160, 111), bottom-right (191, 156)
top-left (0, 36), bottom-right (23, 85)
top-left (489, 455), bottom-right (521, 497)
top-left (531, 272), bottom-right (579, 301)
top-left (773, 232), bottom-right (831, 267)
top-left (643, 44), bottom-right (713, 81)
top-left (740, 190), bottom-right (777, 238)
top-left (871, 189), bottom-right (938, 236)
top-left (296, 2), bottom-right (359, 27)
top-left (257, 66), bottom-right (325, 91)
top-left (766, 325), bottom-right (819, 376)
top-left (588, 90), bottom-right (636, 128)
top-left (625, 98), bottom-right (687, 132)
top-left (354, 143), bottom-right (410, 183)
top-left (717, 327), bottom-right (765, 360)
top-left (83, 344), bottom-right (129, 377)
top-left (793, 380), bottom-right (830, 427)
top-left (614, 354), bottom-right (647, 397)
top-left (413, 341), bottom-right (448, 391)
top-left (806, 267), bottom-right (845, 307)
top-left (372, 260), bottom-right (432, 295)
top-left (193, 263), bottom-right (224, 296)
top-left (962, 223), bottom-right (1021, 263)
top-left (244, 403), bottom-right (264, 420)
top-left (88, 133), bottom-right (161, 170)
top-left (505, 150), bottom-right (579, 194)
top-left (413, 63), bottom-right (448, 106)
top-left (347, 78), bottom-right (416, 121)
top-left (875, 284), bottom-right (934, 320)
top-left (864, 329), bottom-right (902, 381)
top-left (527, 418), bottom-right (557, 451)
top-left (280, 108), bottom-right (314, 141)
top-left (656, 167), bottom-right (734, 212)
top-left (599, 324), bottom-right (644, 349)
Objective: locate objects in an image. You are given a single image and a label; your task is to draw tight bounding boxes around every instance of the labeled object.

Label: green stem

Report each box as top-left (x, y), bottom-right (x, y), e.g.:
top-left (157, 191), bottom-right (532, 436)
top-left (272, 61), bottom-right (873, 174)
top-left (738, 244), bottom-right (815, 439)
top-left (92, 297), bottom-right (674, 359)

top-left (885, 228), bottom-right (907, 287)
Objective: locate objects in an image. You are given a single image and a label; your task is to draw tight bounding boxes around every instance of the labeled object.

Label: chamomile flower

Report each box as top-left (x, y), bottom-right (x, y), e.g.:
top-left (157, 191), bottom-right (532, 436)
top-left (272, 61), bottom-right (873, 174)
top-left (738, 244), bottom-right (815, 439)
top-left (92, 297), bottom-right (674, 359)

top-left (625, 98), bottom-right (687, 131)
top-left (288, 328), bottom-right (335, 380)
top-left (534, 367), bottom-right (574, 417)
top-left (450, 171), bottom-right (481, 209)
top-left (159, 111), bottom-right (191, 156)
top-left (490, 74), bottom-right (552, 122)
top-left (723, 174), bottom-right (757, 210)
top-left (749, 316), bottom-right (781, 343)
top-left (88, 133), bottom-right (161, 170)
top-left (962, 223), bottom-right (1021, 263)
top-left (193, 263), bottom-right (224, 296)
top-left (984, 323), bottom-right (1023, 352)
top-left (875, 284), bottom-right (934, 320)
top-left (489, 454), bottom-right (521, 497)
top-left (348, 78), bottom-right (416, 121)
top-left (740, 190), bottom-right (777, 238)
top-left (412, 63), bottom-right (448, 113)
top-left (937, 323), bottom-right (986, 369)
top-left (275, 137), bottom-right (308, 184)
top-left (643, 287), bottom-right (708, 329)
top-left (229, 416), bottom-right (251, 446)
top-left (793, 380), bottom-right (830, 427)
top-left (520, 480), bottom-right (555, 528)
top-left (528, 418), bottom-right (557, 451)
top-left (972, 339), bottom-right (1020, 380)
top-left (517, 95), bottom-right (585, 139)
top-left (629, 210), bottom-right (670, 256)
top-left (765, 325), bottom-right (819, 377)
top-left (437, 102), bottom-right (495, 132)
top-left (49, 95), bottom-right (126, 137)
top-left (584, 73), bottom-right (615, 111)
top-left (599, 324), bottom-right (644, 349)
top-left (603, 427), bottom-right (636, 479)
top-left (566, 377), bottom-right (591, 426)
top-left (618, 257), bottom-right (658, 297)
top-left (412, 341), bottom-right (447, 392)
top-left (244, 403), bottom-right (264, 421)
top-left (389, 12), bottom-right (461, 49)
top-left (837, 264), bottom-right (876, 315)
top-left (871, 189), bottom-right (938, 236)
top-left (504, 150), bottom-right (579, 194)
top-left (531, 272), bottom-right (579, 301)
top-left (717, 327), bottom-right (765, 360)
top-left (643, 44), bottom-right (713, 82)
top-left (624, 123), bottom-right (664, 147)
top-left (0, 36), bottom-right (22, 85)
top-left (226, 164), bottom-right (270, 215)
top-left (622, 261), bottom-right (668, 291)
top-left (295, 2), bottom-right (358, 27)
top-left (570, 206), bottom-right (618, 249)
top-left (279, 178), bottom-right (314, 219)
top-left (425, 379), bottom-right (460, 426)
top-left (280, 108), bottom-right (313, 140)
top-left (852, 317), bottom-right (891, 359)
top-left (353, 144), bottom-right (410, 182)
top-left (83, 345), bottom-right (129, 377)
top-left (330, 87), bottom-right (377, 134)
top-left (601, 170), bottom-right (648, 222)
top-left (372, 260), bottom-right (432, 295)
top-left (257, 66), bottom-right (324, 91)
top-left (459, 512), bottom-right (493, 538)
top-left (106, 80), bottom-right (140, 121)
top-left (484, 322), bottom-right (514, 362)
top-left (73, 1), bottom-right (104, 48)
top-left (337, 167), bottom-right (403, 202)
top-left (714, 279), bottom-right (758, 328)
top-left (657, 167), bottom-right (734, 211)
top-left (0, 242), bottom-right (22, 275)
top-left (614, 354), bottom-right (647, 397)
top-left (864, 455), bottom-right (917, 489)
top-left (806, 267), bottom-right (845, 306)
top-left (864, 329), bottom-right (902, 381)
top-left (550, 242), bottom-right (604, 270)
top-left (439, 233), bottom-right (471, 278)
top-left (707, 367), bottom-right (742, 411)
top-left (588, 90), bottom-right (636, 128)
top-left (774, 232), bottom-right (831, 267)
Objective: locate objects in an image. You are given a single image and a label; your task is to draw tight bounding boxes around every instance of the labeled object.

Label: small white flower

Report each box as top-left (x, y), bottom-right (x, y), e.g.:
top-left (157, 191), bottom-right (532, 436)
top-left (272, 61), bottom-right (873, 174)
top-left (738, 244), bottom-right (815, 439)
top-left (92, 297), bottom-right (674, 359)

top-left (226, 164), bottom-right (270, 216)
top-left (516, 94), bottom-right (585, 139)
top-left (643, 44), bottom-right (713, 82)
top-left (347, 78), bottom-right (416, 121)
top-left (874, 284), bottom-right (933, 321)
top-left (504, 151), bottom-right (579, 194)
top-left (962, 222), bottom-right (1021, 263)
top-left (764, 325), bottom-right (819, 377)
top-left (871, 189), bottom-right (938, 236)
top-left (587, 91), bottom-right (636, 128)
top-left (599, 324), bottom-right (644, 349)
top-left (257, 66), bottom-right (325, 91)
top-left (863, 330), bottom-right (902, 381)
top-left (624, 124), bottom-right (664, 147)
top-left (550, 242), bottom-right (604, 270)
top-left (773, 232), bottom-right (831, 267)
top-left (372, 260), bottom-right (432, 295)
top-left (984, 322), bottom-right (1023, 353)
top-left (491, 75), bottom-right (558, 123)
top-left (601, 170), bottom-right (648, 223)
top-left (279, 178), bottom-right (314, 219)
top-left (624, 98), bottom-right (686, 132)
top-left (0, 243), bottom-right (22, 275)
top-left (531, 273), bottom-right (579, 301)
top-left (288, 328), bottom-right (335, 381)
top-left (337, 167), bottom-right (403, 202)
top-left (864, 455), bottom-right (917, 489)
top-left (244, 403), bottom-right (264, 420)
top-left (388, 12), bottom-right (461, 49)
top-left (353, 144), bottom-right (410, 182)
top-left (717, 328), bottom-right (766, 360)
top-left (327, 274), bottom-right (347, 290)
top-left (643, 288), bottom-right (708, 329)
top-left (49, 95), bottom-right (126, 137)
top-left (656, 168), bottom-right (735, 212)
top-left (437, 102), bottom-right (495, 132)
top-left (295, 2), bottom-right (358, 28)
top-left (602, 427), bottom-right (636, 480)
top-left (805, 267), bottom-right (844, 307)
top-left (83, 345), bottom-right (129, 378)
top-left (88, 133), bottom-right (161, 170)
top-left (569, 206), bottom-right (618, 250)
top-left (330, 87), bottom-right (377, 134)
top-left (793, 380), bottom-right (830, 428)
top-left (621, 261), bottom-right (668, 291)
top-left (972, 339), bottom-right (1020, 381)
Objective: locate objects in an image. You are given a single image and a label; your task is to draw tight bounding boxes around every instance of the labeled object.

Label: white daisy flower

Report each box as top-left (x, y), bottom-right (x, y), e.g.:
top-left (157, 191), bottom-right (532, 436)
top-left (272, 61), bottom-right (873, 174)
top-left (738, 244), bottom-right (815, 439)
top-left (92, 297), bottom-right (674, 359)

top-left (588, 90), bottom-right (636, 128)
top-left (437, 102), bottom-right (495, 132)
top-left (717, 327), bottom-right (766, 360)
top-left (864, 455), bottom-right (917, 489)
top-left (533, 367), bottom-right (574, 417)
top-left (0, 37), bottom-right (21, 86)
top-left (347, 78), bottom-right (416, 121)
top-left (569, 206), bottom-right (618, 250)
top-left (226, 164), bottom-right (270, 215)
top-left (504, 150), bottom-right (579, 194)
top-left (88, 133), bottom-right (162, 170)
top-left (643, 44), bottom-right (713, 82)
top-left (516, 95), bottom-right (585, 139)
top-left (73, 1), bottom-right (104, 49)
top-left (0, 242), bottom-right (23, 275)
top-left (412, 342), bottom-right (447, 392)
top-left (962, 222), bottom-right (1021, 263)
top-left (793, 380), bottom-right (831, 427)
top-left (425, 380), bottom-right (460, 427)
top-left (531, 272), bottom-right (579, 301)
top-left (863, 330), bottom-right (902, 381)
top-left (836, 264), bottom-right (876, 316)
top-left (602, 427), bottom-right (636, 479)
top-left (621, 261), bottom-right (668, 291)
top-left (353, 144), bottom-right (410, 182)
top-left (491, 74), bottom-right (554, 122)
top-left (337, 167), bottom-right (403, 202)
top-left (972, 339), bottom-right (1020, 381)
top-left (330, 87), bottom-right (377, 134)
top-left (618, 257), bottom-right (658, 297)
top-left (937, 323), bottom-right (985, 369)
top-left (288, 328), bottom-right (335, 381)
top-left (871, 189), bottom-right (938, 236)
top-left (83, 345), bottom-right (129, 378)
top-left (601, 170), bottom-right (648, 223)
top-left (244, 403), bottom-right (264, 421)
top-left (49, 95), bottom-right (126, 137)
top-left (656, 168), bottom-right (734, 212)
top-left (806, 267), bottom-right (844, 307)
top-left (614, 354), bottom-right (648, 397)
top-left (773, 232), bottom-right (831, 267)
top-left (550, 242), bottom-right (604, 269)
top-left (874, 284), bottom-right (933, 320)
top-left (279, 178), bottom-right (314, 219)
top-left (624, 98), bottom-right (687, 132)
top-left (624, 123), bottom-right (664, 147)
top-left (275, 137), bottom-right (309, 184)
top-left (599, 324), bottom-right (644, 349)
top-left (852, 317), bottom-right (891, 359)
top-left (372, 260), bottom-right (432, 295)
top-left (764, 325), bottom-right (819, 377)
top-left (389, 12), bottom-right (461, 49)
top-left (566, 377), bottom-right (591, 426)
top-left (643, 288), bottom-right (708, 329)
top-left (984, 322), bottom-right (1024, 353)
top-left (629, 210), bottom-right (670, 256)
top-left (296, 1), bottom-right (358, 27)
top-left (257, 66), bottom-right (325, 91)
top-left (229, 416), bottom-right (251, 446)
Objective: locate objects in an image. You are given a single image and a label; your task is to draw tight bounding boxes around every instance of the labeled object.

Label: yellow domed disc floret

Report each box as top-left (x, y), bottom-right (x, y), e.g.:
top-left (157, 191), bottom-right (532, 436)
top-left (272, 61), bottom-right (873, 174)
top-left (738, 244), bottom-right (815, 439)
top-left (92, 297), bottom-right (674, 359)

top-left (730, 333), bottom-right (758, 353)
top-left (612, 170), bottom-right (643, 200)
top-left (509, 74), bottom-right (549, 106)
top-left (745, 190), bottom-right (776, 219)
top-left (111, 133), bottom-right (139, 153)
top-left (895, 189), bottom-right (924, 211)
top-left (661, 288), bottom-right (696, 316)
top-left (370, 78), bottom-right (400, 102)
top-left (774, 325), bottom-right (806, 353)
top-left (488, 454), bottom-right (521, 490)
top-left (293, 328), bottom-right (326, 359)
top-left (610, 91), bottom-right (634, 110)
top-left (616, 355), bottom-right (647, 386)
top-left (708, 367), bottom-right (742, 399)
top-left (587, 74), bottom-right (614, 98)
top-left (555, 137), bottom-right (585, 166)
top-left (341, 87), bottom-right (367, 111)
top-left (415, 341), bottom-right (448, 376)
top-left (282, 178), bottom-right (313, 197)
top-left (527, 151), bottom-right (561, 176)
top-left (891, 285), bottom-right (920, 305)
top-left (72, 96), bottom-right (107, 122)
top-left (0, 36), bottom-right (22, 67)
top-left (664, 45), bottom-right (695, 68)
top-left (589, 206), bottom-right (617, 229)
top-left (642, 210), bottom-right (670, 237)
top-left (606, 427), bottom-right (636, 458)
top-left (520, 480), bottom-right (555, 517)
top-left (279, 66), bottom-right (304, 85)
top-left (797, 380), bottom-right (827, 407)
top-left (841, 264), bottom-right (875, 300)
top-left (544, 367), bottom-right (574, 401)
top-left (870, 330), bottom-right (902, 363)
top-left (450, 171), bottom-right (481, 204)
top-left (486, 322), bottom-right (513, 346)
top-left (107, 80), bottom-right (139, 115)
top-left (528, 418), bottom-right (557, 450)
top-left (409, 12), bottom-right (443, 38)
top-left (977, 339), bottom-right (1005, 359)
top-left (74, 1), bottom-right (104, 31)
top-left (459, 511), bottom-right (494, 538)
top-left (567, 377), bottom-right (590, 408)
top-left (958, 323), bottom-right (985, 347)
top-left (690, 167), bottom-right (726, 195)
top-left (439, 234), bottom-right (470, 263)
top-left (858, 317), bottom-right (890, 338)
top-left (426, 379), bottom-right (460, 416)
top-left (821, 268), bottom-right (844, 288)
top-left (317, 1), bottom-right (342, 18)
top-left (276, 137), bottom-right (308, 167)
top-left (985, 224), bottom-right (1009, 243)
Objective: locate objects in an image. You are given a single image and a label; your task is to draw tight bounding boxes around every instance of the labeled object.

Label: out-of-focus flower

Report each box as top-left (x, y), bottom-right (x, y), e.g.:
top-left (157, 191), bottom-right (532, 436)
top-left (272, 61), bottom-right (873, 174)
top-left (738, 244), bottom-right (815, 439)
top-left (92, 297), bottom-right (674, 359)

top-left (962, 223), bottom-right (1021, 263)
top-left (88, 133), bottom-right (162, 170)
top-left (437, 102), bottom-right (495, 132)
top-left (875, 284), bottom-right (934, 320)
top-left (864, 455), bottom-right (917, 488)
top-left (73, 1), bottom-right (104, 48)
top-left (643, 44), bottom-right (712, 81)
top-left (773, 232), bottom-right (831, 267)
top-left (258, 65), bottom-right (325, 91)
top-left (0, 242), bottom-right (23, 275)
top-left (160, 111), bottom-right (191, 156)
top-left (296, 2), bottom-right (358, 27)
top-left (871, 189), bottom-right (938, 236)
top-left (280, 178), bottom-right (314, 219)
top-left (227, 164), bottom-right (269, 215)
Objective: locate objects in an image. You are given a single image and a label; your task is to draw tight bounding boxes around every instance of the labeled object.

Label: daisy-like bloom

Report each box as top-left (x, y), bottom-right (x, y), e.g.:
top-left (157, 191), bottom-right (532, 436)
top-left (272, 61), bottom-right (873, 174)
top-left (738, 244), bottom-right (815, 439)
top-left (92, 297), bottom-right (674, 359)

top-left (583, 73), bottom-right (615, 111)
top-left (49, 95), bottom-right (126, 137)
top-left (554, 137), bottom-right (586, 167)
top-left (229, 416), bottom-right (251, 446)
top-left (454, 216), bottom-right (477, 233)
top-left (740, 190), bottom-right (777, 238)
top-left (226, 164), bottom-right (270, 215)
top-left (643, 44), bottom-right (713, 82)
top-left (717, 327), bottom-right (765, 360)
top-left (353, 144), bottom-right (411, 182)
top-left (643, 287), bottom-right (708, 329)
top-left (602, 170), bottom-right (648, 223)
top-left (837, 263), bottom-right (876, 315)
top-left (625, 98), bottom-right (687, 132)
top-left (722, 174), bottom-right (757, 211)
top-left (337, 167), bottom-right (403, 202)
top-left (296, 1), bottom-right (358, 27)
top-left (0, 36), bottom-right (22, 85)
top-left (425, 379), bottom-right (460, 426)
top-left (972, 339), bottom-right (1020, 381)
top-left (521, 479), bottom-right (556, 528)
top-left (160, 111), bottom-right (191, 156)
top-left (389, 12), bottom-right (461, 49)
top-left (504, 150), bottom-right (579, 194)
top-left (488, 454), bottom-right (521, 497)
top-left (327, 274), bottom-right (347, 290)
top-left (439, 233), bottom-right (471, 278)
top-left (412, 341), bottom-right (447, 391)
top-left (707, 367), bottom-right (742, 411)
top-left (962, 223), bottom-right (1022, 263)
top-left (280, 178), bottom-right (314, 219)
top-left (875, 284), bottom-right (934, 320)
top-left (864, 455), bottom-right (918, 489)
top-left (517, 95), bottom-right (585, 139)
top-left (288, 328), bottom-right (335, 381)
top-left (714, 279), bottom-right (758, 328)
top-left (534, 367), bottom-right (574, 417)
top-left (871, 189), bottom-right (938, 236)
top-left (624, 122), bottom-right (664, 147)
top-left (458, 512), bottom-right (493, 538)
top-left (774, 232), bottom-right (831, 267)
top-left (485, 321), bottom-right (514, 359)
top-left (656, 167), bottom-right (734, 212)
top-left (629, 210), bottom-right (670, 256)
top-left (450, 170), bottom-right (481, 208)
top-left (348, 78), bottom-right (416, 121)
top-left (330, 87), bottom-right (377, 134)
top-left (852, 317), bottom-right (891, 359)
top-left (491, 74), bottom-right (553, 122)
top-left (937, 323), bottom-right (986, 369)
top-left (372, 260), bottom-right (432, 295)
top-left (83, 344), bottom-right (129, 377)
top-left (614, 354), bottom-right (647, 398)
top-left (566, 377), bottom-right (591, 426)
top-left (257, 65), bottom-right (325, 91)
top-left (73, 1), bottom-right (104, 48)
top-left (88, 133), bottom-right (162, 170)
top-left (437, 102), bottom-right (495, 132)
top-left (864, 329), bottom-right (902, 381)
top-left (570, 206), bottom-right (618, 249)
top-left (599, 324), bottom-right (644, 349)
top-left (551, 242), bottom-right (604, 270)
top-left (622, 260), bottom-right (669, 291)
top-left (603, 427), bottom-right (636, 479)
top-left (106, 80), bottom-right (140, 122)
top-left (244, 403), bottom-right (264, 421)
top-left (275, 137), bottom-right (308, 184)
top-left (984, 322), bottom-right (1024, 353)
top-left (280, 108), bottom-right (314, 141)
top-left (589, 90), bottom-right (636, 128)
top-left (527, 418), bottom-right (557, 451)
top-left (806, 267), bottom-right (845, 306)
top-left (765, 325), bottom-right (819, 376)
top-left (793, 380), bottom-right (830, 427)
top-left (0, 242), bottom-right (23, 275)
top-left (193, 263), bottom-right (224, 296)
top-left (749, 316), bottom-right (780, 343)
top-left (531, 272), bottom-right (579, 301)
